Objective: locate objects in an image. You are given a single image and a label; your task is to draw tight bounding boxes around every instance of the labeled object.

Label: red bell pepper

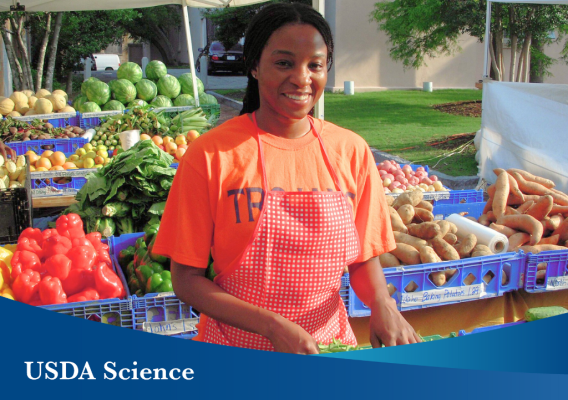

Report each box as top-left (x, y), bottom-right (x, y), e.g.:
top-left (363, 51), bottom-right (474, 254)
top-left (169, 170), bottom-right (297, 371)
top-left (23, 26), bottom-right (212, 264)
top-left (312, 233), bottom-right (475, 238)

top-left (67, 288), bottom-right (100, 303)
top-left (41, 229), bottom-right (59, 242)
top-left (62, 268), bottom-right (95, 296)
top-left (10, 250), bottom-right (42, 280)
top-left (19, 227), bottom-right (44, 247)
top-left (97, 248), bottom-right (112, 268)
top-left (66, 245), bottom-right (98, 271)
top-left (17, 237), bottom-right (44, 259)
top-left (38, 276), bottom-right (67, 305)
top-left (12, 269), bottom-right (41, 304)
top-left (86, 232), bottom-right (105, 252)
top-left (56, 213), bottom-right (85, 239)
top-left (93, 263), bottom-right (125, 299)
top-left (71, 237), bottom-right (94, 248)
top-left (42, 235), bottom-right (72, 260)
top-left (44, 254), bottom-right (72, 281)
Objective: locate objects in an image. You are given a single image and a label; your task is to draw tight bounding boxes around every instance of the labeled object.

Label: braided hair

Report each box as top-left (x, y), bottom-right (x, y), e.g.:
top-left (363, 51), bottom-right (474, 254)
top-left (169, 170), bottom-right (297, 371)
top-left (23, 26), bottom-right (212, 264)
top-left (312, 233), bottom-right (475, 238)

top-left (239, 2), bottom-right (334, 115)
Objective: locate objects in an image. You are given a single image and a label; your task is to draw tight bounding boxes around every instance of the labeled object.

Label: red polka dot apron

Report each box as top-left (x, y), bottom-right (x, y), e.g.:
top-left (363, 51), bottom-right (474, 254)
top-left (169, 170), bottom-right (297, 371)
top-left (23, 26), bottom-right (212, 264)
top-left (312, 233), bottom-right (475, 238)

top-left (201, 113), bottom-right (360, 351)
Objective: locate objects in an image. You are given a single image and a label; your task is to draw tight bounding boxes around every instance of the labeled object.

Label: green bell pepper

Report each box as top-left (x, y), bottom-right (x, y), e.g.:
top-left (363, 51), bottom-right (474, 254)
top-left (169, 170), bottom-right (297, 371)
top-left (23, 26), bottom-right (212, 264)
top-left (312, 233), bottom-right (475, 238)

top-left (135, 236), bottom-right (147, 250)
top-left (118, 246), bottom-right (136, 268)
top-left (143, 224), bottom-right (160, 247)
top-left (148, 235), bottom-right (169, 264)
top-left (128, 274), bottom-right (142, 294)
top-left (135, 261), bottom-right (165, 291)
top-left (146, 271), bottom-right (173, 293)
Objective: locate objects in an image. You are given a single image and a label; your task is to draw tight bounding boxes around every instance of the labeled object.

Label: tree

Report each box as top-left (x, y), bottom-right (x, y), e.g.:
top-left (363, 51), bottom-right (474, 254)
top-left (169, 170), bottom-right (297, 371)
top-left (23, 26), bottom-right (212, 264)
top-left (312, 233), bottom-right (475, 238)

top-left (370, 0), bottom-right (568, 82)
top-left (203, 0), bottom-right (311, 51)
top-left (119, 6), bottom-right (182, 66)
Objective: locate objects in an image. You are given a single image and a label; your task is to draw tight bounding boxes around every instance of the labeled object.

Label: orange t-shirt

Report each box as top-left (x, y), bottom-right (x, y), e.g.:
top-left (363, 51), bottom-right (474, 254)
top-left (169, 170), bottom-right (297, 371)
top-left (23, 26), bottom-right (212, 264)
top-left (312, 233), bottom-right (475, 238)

top-left (153, 114), bottom-right (395, 272)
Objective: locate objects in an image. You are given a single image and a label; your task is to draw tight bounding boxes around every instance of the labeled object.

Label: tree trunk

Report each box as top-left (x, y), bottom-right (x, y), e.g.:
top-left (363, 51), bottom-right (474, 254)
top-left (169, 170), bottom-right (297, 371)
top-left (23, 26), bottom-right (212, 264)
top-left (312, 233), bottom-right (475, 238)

top-left (45, 12), bottom-right (63, 92)
top-left (516, 34), bottom-right (532, 83)
top-left (509, 34), bottom-right (518, 82)
top-left (149, 21), bottom-right (179, 66)
top-left (1, 24), bottom-right (23, 91)
top-left (65, 70), bottom-right (74, 94)
top-left (529, 38), bottom-right (544, 83)
top-left (35, 13), bottom-right (52, 92)
top-left (10, 15), bottom-right (34, 90)
top-left (489, 35), bottom-right (502, 81)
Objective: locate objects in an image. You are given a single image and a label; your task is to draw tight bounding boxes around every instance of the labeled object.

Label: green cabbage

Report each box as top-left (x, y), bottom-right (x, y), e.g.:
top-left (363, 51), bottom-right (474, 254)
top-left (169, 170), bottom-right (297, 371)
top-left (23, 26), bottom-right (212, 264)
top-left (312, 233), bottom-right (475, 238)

top-left (117, 62), bottom-right (143, 84)
top-left (85, 81), bottom-right (111, 106)
top-left (112, 79), bottom-right (137, 104)
top-left (145, 60), bottom-right (168, 81)
top-left (178, 73), bottom-right (204, 96)
top-left (157, 74), bottom-right (181, 99)
top-left (150, 95), bottom-right (173, 108)
top-left (173, 94), bottom-right (196, 107)
top-left (136, 79), bottom-right (158, 102)
top-left (79, 102), bottom-right (102, 113)
top-left (103, 100), bottom-right (126, 111)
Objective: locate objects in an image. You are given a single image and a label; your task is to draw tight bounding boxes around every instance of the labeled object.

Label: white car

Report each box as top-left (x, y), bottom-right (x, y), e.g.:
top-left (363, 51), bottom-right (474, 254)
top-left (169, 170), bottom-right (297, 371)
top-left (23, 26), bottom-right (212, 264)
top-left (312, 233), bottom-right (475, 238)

top-left (91, 53), bottom-right (121, 71)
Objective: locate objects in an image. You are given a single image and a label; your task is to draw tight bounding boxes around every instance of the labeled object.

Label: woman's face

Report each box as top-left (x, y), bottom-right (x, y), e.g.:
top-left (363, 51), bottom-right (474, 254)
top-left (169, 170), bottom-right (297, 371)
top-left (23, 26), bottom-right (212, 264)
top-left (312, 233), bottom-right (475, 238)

top-left (252, 23), bottom-right (328, 123)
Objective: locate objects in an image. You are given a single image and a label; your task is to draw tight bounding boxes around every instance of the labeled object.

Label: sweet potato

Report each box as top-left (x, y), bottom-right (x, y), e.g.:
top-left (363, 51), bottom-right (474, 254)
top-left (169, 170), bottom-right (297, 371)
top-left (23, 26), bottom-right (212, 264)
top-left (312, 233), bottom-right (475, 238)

top-left (397, 204), bottom-right (415, 225)
top-left (550, 205), bottom-right (568, 216)
top-left (487, 184), bottom-right (496, 198)
top-left (519, 244), bottom-right (567, 254)
top-left (434, 220), bottom-right (451, 238)
top-left (507, 194), bottom-right (540, 206)
top-left (516, 200), bottom-right (535, 214)
top-left (393, 190), bottom-right (423, 209)
top-left (419, 246), bottom-right (442, 264)
top-left (552, 218), bottom-right (568, 243)
top-left (429, 271), bottom-right (446, 286)
top-left (390, 243), bottom-right (421, 265)
top-left (507, 168), bottom-right (555, 189)
top-left (537, 234), bottom-right (560, 245)
top-left (455, 233), bottom-right (477, 258)
top-left (525, 195), bottom-right (553, 221)
top-left (443, 232), bottom-right (458, 245)
top-left (408, 222), bottom-right (441, 240)
top-left (478, 214), bottom-right (491, 226)
top-left (393, 231), bottom-right (428, 250)
top-left (379, 253), bottom-right (401, 268)
top-left (482, 198), bottom-right (494, 215)
top-left (492, 171), bottom-right (510, 219)
top-left (431, 237), bottom-right (460, 261)
top-left (505, 206), bottom-right (519, 215)
top-left (508, 232), bottom-right (530, 251)
top-left (486, 211), bottom-right (497, 223)
top-left (496, 214), bottom-right (544, 246)
top-left (494, 168), bottom-right (525, 202)
top-left (389, 206), bottom-right (408, 233)
top-left (471, 244), bottom-right (494, 258)
top-left (545, 189), bottom-right (568, 207)
top-left (413, 208), bottom-right (434, 223)
top-left (543, 214), bottom-right (564, 231)
top-left (489, 223), bottom-right (517, 237)
top-left (510, 171), bottom-right (548, 196)
top-left (415, 200), bottom-right (433, 212)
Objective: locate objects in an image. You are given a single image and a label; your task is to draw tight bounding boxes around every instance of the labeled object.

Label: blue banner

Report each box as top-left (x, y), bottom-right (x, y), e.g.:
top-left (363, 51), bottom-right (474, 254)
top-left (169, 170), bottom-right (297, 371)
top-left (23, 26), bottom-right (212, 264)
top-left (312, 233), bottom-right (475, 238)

top-left (1, 297), bottom-right (567, 399)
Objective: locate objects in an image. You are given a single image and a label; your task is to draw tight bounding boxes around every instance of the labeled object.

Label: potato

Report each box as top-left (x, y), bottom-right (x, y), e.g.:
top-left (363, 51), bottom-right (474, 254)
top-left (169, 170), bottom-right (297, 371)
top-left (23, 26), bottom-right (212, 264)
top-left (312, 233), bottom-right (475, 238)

top-left (444, 269), bottom-right (457, 280)
top-left (429, 271), bottom-right (446, 286)
top-left (434, 220), bottom-right (451, 237)
top-left (413, 208), bottom-right (434, 223)
top-left (455, 233), bottom-right (477, 258)
top-left (501, 270), bottom-right (508, 285)
top-left (397, 204), bottom-right (415, 225)
top-left (389, 206), bottom-right (408, 233)
top-left (390, 243), bottom-right (421, 265)
top-left (431, 237), bottom-right (460, 261)
top-left (393, 189), bottom-right (423, 209)
top-left (408, 222), bottom-right (441, 240)
top-left (405, 281), bottom-right (418, 293)
top-left (463, 274), bottom-right (476, 286)
top-left (415, 200), bottom-right (433, 212)
top-left (393, 231), bottom-right (428, 250)
top-left (443, 232), bottom-right (458, 245)
top-left (419, 246), bottom-right (442, 264)
top-left (378, 253), bottom-right (401, 268)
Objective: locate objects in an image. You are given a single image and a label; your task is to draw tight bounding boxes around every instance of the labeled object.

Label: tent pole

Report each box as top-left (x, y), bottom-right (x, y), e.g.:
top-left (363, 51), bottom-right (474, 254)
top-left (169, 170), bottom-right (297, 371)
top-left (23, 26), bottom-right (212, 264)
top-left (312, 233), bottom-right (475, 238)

top-left (183, 5), bottom-right (200, 106)
top-left (483, 1), bottom-right (492, 79)
top-left (312, 0), bottom-right (325, 120)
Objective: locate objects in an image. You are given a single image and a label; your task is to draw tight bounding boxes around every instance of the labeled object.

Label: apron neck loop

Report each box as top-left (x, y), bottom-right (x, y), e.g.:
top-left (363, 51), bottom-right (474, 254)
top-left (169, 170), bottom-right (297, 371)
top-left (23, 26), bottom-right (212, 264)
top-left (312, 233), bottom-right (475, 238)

top-left (251, 112), bottom-right (345, 193)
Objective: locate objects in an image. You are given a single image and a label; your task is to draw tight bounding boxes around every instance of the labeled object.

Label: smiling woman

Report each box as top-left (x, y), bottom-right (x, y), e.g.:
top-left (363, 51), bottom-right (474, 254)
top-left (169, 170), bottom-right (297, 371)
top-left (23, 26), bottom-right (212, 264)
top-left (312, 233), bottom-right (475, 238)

top-left (152, 2), bottom-right (420, 354)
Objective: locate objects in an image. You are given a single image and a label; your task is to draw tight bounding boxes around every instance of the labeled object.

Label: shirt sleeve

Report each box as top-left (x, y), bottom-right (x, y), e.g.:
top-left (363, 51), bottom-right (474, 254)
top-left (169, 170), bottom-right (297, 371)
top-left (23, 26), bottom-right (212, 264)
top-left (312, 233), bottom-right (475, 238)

top-left (353, 145), bottom-right (396, 263)
top-left (152, 156), bottom-right (213, 268)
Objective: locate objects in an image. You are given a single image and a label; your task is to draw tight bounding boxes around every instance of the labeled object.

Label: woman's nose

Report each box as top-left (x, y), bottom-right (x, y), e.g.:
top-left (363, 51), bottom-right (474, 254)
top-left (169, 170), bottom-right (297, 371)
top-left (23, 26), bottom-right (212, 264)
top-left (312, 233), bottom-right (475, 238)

top-left (290, 66), bottom-right (312, 87)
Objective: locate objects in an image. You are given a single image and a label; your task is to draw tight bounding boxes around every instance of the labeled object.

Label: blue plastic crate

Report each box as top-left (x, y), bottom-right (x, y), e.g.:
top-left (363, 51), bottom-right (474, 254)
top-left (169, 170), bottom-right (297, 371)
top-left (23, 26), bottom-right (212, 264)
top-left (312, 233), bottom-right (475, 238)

top-left (340, 274), bottom-right (349, 311)
top-left (131, 294), bottom-right (199, 339)
top-left (346, 251), bottom-right (525, 316)
top-left (31, 175), bottom-right (87, 196)
top-left (432, 202), bottom-right (486, 220)
top-left (458, 320), bottom-right (526, 336)
top-left (10, 137), bottom-right (88, 157)
top-left (79, 115), bottom-right (101, 130)
top-left (524, 249), bottom-right (568, 293)
top-left (433, 189), bottom-right (484, 206)
top-left (9, 112), bottom-right (80, 128)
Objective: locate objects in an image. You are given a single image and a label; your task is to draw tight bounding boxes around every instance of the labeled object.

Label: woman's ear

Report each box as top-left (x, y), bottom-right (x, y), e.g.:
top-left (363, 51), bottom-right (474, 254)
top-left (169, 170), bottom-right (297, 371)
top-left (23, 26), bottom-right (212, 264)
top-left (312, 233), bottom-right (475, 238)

top-left (250, 61), bottom-right (258, 79)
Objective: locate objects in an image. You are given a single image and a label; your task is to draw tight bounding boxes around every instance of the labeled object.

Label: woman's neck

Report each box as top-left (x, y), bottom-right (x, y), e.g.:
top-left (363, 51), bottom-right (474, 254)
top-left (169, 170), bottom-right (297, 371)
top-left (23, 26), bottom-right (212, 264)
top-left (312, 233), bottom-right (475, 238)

top-left (252, 109), bottom-right (312, 139)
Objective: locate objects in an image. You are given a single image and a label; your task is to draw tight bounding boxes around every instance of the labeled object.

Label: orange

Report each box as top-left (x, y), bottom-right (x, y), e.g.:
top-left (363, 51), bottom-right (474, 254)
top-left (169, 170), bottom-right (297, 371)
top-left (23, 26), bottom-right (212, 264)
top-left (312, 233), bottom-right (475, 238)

top-left (140, 133), bottom-right (152, 141)
top-left (165, 142), bottom-right (177, 153)
top-left (62, 162), bottom-right (76, 170)
top-left (94, 156), bottom-right (105, 165)
top-left (50, 151), bottom-right (66, 166)
top-left (25, 150), bottom-right (39, 164)
top-left (175, 147), bottom-right (186, 161)
top-left (186, 130), bottom-right (200, 142)
top-left (36, 157), bottom-right (52, 169)
top-left (41, 150), bottom-right (54, 159)
top-left (49, 165), bottom-right (64, 171)
top-left (35, 167), bottom-right (48, 172)
top-left (152, 135), bottom-right (163, 146)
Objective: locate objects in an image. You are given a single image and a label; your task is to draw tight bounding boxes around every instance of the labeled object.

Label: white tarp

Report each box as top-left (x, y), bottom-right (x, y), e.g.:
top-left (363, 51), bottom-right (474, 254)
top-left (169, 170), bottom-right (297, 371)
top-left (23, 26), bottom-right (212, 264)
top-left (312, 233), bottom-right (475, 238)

top-left (489, 0), bottom-right (568, 3)
top-left (476, 81), bottom-right (568, 192)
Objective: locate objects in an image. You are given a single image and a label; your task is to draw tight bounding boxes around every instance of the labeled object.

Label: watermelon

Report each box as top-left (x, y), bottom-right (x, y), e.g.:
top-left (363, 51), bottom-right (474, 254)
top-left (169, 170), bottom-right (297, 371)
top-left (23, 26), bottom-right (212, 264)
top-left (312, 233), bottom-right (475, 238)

top-left (112, 79), bottom-right (137, 104)
top-left (128, 99), bottom-right (148, 109)
top-left (150, 95), bottom-right (173, 108)
top-left (173, 94), bottom-right (196, 107)
top-left (103, 100), bottom-right (126, 111)
top-left (79, 102), bottom-right (102, 113)
top-left (178, 73), bottom-right (204, 96)
top-left (198, 92), bottom-right (218, 106)
top-left (85, 81), bottom-right (111, 106)
top-left (136, 79), bottom-right (158, 102)
top-left (145, 60), bottom-right (168, 81)
top-left (72, 95), bottom-right (89, 110)
top-left (157, 74), bottom-right (181, 99)
top-left (81, 77), bottom-right (100, 96)
top-left (117, 62), bottom-right (143, 84)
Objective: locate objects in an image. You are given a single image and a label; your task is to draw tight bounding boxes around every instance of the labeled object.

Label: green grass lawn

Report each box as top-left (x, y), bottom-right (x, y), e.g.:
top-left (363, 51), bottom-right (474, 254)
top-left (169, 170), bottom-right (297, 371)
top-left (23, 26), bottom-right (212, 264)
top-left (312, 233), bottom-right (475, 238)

top-left (324, 90), bottom-right (482, 177)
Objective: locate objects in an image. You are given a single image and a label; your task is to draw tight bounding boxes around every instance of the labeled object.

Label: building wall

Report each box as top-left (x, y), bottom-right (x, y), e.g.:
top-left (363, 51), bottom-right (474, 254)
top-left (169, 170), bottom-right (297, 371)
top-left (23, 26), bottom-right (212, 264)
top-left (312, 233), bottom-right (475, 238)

top-left (326, 0), bottom-right (568, 91)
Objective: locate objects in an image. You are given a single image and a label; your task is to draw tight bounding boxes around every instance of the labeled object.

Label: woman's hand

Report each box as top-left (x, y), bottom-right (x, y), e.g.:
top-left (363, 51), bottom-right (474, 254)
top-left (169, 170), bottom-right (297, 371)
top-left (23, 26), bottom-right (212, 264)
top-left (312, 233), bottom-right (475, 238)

top-left (0, 140), bottom-right (16, 161)
top-left (369, 296), bottom-right (421, 347)
top-left (266, 314), bottom-right (320, 354)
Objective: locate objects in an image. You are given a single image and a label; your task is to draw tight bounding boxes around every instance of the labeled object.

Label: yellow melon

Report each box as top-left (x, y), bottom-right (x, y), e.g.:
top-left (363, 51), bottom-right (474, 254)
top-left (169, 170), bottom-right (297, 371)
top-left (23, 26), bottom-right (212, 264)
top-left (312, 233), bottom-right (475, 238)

top-left (34, 98), bottom-right (53, 114)
top-left (0, 97), bottom-right (15, 116)
top-left (51, 89), bottom-right (68, 102)
top-left (10, 91), bottom-right (28, 105)
top-left (35, 89), bottom-right (51, 99)
top-left (22, 90), bottom-right (34, 98)
top-left (28, 96), bottom-right (38, 108)
top-left (7, 111), bottom-right (21, 117)
top-left (46, 94), bottom-right (66, 111)
top-left (58, 105), bottom-right (76, 113)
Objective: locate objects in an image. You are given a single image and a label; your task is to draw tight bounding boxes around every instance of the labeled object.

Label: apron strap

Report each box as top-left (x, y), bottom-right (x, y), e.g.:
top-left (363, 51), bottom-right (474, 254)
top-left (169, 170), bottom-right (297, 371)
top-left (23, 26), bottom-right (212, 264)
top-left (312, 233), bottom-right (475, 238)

top-left (252, 112), bottom-right (346, 194)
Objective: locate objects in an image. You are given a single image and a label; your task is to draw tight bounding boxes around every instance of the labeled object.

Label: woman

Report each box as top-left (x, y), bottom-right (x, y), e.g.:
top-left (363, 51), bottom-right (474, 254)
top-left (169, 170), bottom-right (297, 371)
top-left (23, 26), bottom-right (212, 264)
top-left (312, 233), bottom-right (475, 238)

top-left (153, 2), bottom-right (420, 354)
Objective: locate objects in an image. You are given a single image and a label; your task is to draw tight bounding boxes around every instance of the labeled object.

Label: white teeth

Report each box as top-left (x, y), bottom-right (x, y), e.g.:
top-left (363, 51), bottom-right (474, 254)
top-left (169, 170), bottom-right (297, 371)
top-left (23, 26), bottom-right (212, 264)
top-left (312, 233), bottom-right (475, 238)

top-left (284, 94), bottom-right (309, 100)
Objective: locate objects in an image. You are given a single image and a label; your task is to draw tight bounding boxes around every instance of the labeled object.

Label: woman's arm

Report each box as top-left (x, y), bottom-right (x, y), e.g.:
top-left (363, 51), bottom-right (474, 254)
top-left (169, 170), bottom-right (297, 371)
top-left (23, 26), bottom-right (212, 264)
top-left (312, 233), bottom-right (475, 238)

top-left (171, 260), bottom-right (320, 354)
top-left (349, 257), bottom-right (421, 347)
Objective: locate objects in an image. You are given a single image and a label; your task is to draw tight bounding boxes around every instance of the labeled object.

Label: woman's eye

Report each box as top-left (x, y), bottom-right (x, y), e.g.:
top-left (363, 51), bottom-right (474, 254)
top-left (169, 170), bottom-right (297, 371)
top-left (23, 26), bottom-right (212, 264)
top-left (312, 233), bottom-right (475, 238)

top-left (276, 60), bottom-right (291, 67)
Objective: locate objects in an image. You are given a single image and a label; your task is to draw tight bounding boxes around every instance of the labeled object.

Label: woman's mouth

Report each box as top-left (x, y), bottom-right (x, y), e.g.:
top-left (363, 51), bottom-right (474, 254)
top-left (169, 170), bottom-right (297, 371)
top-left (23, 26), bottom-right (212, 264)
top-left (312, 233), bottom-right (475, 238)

top-left (283, 93), bottom-right (310, 101)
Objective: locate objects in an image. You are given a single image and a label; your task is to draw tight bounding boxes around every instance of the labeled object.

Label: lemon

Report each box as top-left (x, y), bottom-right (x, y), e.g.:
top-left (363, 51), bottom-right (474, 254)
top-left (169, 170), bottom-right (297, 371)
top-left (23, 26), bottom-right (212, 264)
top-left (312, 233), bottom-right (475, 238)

top-left (96, 149), bottom-right (108, 159)
top-left (83, 143), bottom-right (93, 152)
top-left (83, 158), bottom-right (95, 169)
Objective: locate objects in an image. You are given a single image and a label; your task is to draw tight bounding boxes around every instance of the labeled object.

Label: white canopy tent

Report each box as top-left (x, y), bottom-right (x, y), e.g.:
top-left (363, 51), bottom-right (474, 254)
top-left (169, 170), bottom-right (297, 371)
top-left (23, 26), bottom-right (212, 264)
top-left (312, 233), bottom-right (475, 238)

top-left (0, 0), bottom-right (326, 116)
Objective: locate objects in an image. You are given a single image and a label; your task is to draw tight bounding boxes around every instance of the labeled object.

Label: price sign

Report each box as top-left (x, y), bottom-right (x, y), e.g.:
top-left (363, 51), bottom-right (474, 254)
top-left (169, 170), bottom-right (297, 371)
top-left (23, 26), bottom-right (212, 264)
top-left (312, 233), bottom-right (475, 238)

top-left (400, 284), bottom-right (486, 308)
top-left (142, 318), bottom-right (198, 336)
top-left (546, 276), bottom-right (568, 291)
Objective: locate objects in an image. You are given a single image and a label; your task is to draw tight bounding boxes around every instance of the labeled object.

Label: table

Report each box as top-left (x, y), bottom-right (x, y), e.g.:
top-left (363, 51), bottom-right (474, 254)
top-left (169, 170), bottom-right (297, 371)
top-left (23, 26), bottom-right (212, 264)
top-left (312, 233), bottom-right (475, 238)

top-left (32, 195), bottom-right (77, 209)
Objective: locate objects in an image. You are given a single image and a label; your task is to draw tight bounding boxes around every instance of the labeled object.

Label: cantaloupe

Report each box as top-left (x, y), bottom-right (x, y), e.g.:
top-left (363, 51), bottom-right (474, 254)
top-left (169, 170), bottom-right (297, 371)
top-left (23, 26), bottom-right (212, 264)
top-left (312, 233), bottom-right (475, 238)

top-left (28, 96), bottom-right (38, 108)
top-left (46, 94), bottom-right (66, 111)
top-left (25, 109), bottom-right (36, 116)
top-left (0, 97), bottom-right (15, 115)
top-left (58, 105), bottom-right (76, 113)
top-left (34, 98), bottom-right (53, 114)
top-left (35, 89), bottom-right (51, 99)
top-left (15, 103), bottom-right (29, 115)
top-left (7, 111), bottom-right (21, 117)
top-left (10, 91), bottom-right (28, 105)
top-left (22, 90), bottom-right (34, 98)
top-left (51, 89), bottom-right (68, 102)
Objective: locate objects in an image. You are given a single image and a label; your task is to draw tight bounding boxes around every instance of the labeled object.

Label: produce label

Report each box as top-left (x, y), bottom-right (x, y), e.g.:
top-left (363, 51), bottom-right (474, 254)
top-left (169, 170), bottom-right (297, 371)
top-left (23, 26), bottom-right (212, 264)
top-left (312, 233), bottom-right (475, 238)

top-left (400, 284), bottom-right (486, 308)
top-left (546, 276), bottom-right (568, 291)
top-left (142, 318), bottom-right (199, 336)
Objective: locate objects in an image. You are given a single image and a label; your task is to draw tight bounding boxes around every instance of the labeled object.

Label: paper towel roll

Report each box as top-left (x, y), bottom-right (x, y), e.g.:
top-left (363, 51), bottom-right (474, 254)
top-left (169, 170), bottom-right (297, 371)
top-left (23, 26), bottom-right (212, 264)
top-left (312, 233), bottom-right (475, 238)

top-left (445, 214), bottom-right (509, 254)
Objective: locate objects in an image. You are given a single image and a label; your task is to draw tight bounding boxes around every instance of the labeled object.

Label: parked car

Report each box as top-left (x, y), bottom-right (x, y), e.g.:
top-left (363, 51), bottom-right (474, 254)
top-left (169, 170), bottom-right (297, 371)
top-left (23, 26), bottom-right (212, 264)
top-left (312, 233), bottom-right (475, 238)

top-left (80, 55), bottom-right (97, 71)
top-left (91, 53), bottom-right (121, 71)
top-left (202, 41), bottom-right (245, 75)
